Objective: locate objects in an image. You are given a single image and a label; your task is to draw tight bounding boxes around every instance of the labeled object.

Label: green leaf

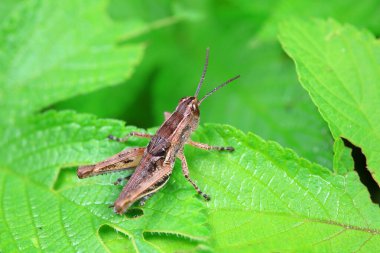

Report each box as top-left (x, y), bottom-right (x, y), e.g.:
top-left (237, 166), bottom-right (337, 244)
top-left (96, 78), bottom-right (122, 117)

top-left (52, 5), bottom-right (180, 120)
top-left (278, 19), bottom-right (380, 178)
top-left (258, 0), bottom-right (380, 40)
top-left (3, 110), bottom-right (380, 252)
top-left (333, 138), bottom-right (354, 174)
top-left (3, 1), bottom-right (380, 251)
top-left (0, 0), bottom-right (25, 24)
top-left (0, 111), bottom-right (208, 252)
top-left (188, 125), bottom-right (380, 252)
top-left (0, 0), bottom-right (145, 123)
top-left (0, 0), bottom-right (206, 251)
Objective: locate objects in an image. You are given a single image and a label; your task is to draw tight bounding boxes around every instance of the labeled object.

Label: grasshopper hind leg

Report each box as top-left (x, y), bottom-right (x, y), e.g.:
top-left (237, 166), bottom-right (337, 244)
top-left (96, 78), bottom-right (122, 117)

top-left (177, 151), bottom-right (210, 201)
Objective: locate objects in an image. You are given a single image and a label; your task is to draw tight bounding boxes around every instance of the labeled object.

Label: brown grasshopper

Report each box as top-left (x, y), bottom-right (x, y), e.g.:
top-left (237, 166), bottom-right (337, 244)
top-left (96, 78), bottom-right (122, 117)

top-left (77, 48), bottom-right (240, 214)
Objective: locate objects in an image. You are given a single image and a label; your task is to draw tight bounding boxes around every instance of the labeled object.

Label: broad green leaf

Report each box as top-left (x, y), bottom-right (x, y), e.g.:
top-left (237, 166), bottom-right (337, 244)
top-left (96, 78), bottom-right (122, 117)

top-left (3, 110), bottom-right (379, 252)
top-left (0, 0), bottom-right (145, 123)
top-left (0, 0), bottom-right (206, 251)
top-left (333, 138), bottom-right (354, 175)
top-left (2, 1), bottom-right (380, 251)
top-left (188, 125), bottom-right (380, 252)
top-left (278, 19), bottom-right (380, 178)
top-left (53, 4), bottom-right (180, 120)
top-left (0, 0), bottom-right (26, 23)
top-left (0, 111), bottom-right (208, 252)
top-left (258, 0), bottom-right (380, 40)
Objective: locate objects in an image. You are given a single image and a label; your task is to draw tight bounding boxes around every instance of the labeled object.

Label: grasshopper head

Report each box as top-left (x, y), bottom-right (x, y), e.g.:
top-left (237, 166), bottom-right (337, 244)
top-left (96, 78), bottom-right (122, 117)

top-left (114, 201), bottom-right (132, 215)
top-left (176, 96), bottom-right (200, 117)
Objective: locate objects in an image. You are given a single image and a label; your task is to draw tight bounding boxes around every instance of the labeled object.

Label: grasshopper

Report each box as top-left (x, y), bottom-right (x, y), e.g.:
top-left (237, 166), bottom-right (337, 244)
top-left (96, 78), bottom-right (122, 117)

top-left (77, 48), bottom-right (240, 214)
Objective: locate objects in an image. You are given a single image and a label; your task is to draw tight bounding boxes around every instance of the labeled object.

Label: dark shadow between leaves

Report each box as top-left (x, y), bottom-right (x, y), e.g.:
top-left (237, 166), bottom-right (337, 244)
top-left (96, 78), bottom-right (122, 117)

top-left (342, 137), bottom-right (380, 204)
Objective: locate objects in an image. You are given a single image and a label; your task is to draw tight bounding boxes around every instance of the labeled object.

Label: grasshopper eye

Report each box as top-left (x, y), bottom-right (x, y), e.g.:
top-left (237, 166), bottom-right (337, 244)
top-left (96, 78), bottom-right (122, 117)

top-left (191, 103), bottom-right (199, 115)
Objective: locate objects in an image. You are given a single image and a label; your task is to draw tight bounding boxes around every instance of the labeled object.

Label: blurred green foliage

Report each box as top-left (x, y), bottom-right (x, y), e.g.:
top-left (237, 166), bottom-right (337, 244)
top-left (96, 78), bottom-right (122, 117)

top-left (2, 0), bottom-right (380, 252)
top-left (53, 0), bottom-right (380, 169)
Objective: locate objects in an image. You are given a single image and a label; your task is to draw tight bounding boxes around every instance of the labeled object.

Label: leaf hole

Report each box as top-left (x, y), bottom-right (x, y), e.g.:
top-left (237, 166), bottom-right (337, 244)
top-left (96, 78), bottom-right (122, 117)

top-left (124, 207), bottom-right (144, 219)
top-left (143, 231), bottom-right (199, 250)
top-left (342, 137), bottom-right (380, 204)
top-left (98, 225), bottom-right (135, 251)
top-left (53, 167), bottom-right (77, 191)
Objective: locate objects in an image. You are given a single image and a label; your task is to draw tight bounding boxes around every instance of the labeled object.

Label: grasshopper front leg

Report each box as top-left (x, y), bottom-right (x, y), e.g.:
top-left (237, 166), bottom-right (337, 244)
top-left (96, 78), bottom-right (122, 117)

top-left (177, 151), bottom-right (210, 201)
top-left (108, 132), bottom-right (153, 142)
top-left (187, 140), bottom-right (234, 152)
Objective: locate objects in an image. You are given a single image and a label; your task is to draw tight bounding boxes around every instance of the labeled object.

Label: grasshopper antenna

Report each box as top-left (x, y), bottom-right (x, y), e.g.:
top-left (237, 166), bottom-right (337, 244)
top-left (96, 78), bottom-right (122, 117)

top-left (195, 48), bottom-right (210, 97)
top-left (198, 75), bottom-right (240, 105)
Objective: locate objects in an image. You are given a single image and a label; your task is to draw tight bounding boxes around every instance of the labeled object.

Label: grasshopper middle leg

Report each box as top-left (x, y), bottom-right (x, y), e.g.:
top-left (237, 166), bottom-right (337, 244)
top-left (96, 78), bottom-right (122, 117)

top-left (139, 193), bottom-right (155, 206)
top-left (187, 140), bottom-right (234, 152)
top-left (177, 151), bottom-right (210, 201)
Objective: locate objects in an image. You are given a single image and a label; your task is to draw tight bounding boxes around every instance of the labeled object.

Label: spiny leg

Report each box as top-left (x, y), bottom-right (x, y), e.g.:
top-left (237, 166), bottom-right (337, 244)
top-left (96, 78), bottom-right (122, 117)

top-left (177, 151), bottom-right (210, 201)
top-left (108, 132), bottom-right (153, 142)
top-left (187, 140), bottom-right (234, 152)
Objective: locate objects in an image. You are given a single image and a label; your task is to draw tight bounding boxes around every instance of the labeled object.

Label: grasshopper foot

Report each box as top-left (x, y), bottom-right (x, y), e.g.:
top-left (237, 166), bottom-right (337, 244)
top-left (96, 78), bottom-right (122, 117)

top-left (202, 193), bottom-right (211, 201)
top-left (113, 177), bottom-right (123, 185)
top-left (221, 146), bottom-right (234, 152)
top-left (108, 135), bottom-right (120, 141)
top-left (113, 175), bottom-right (132, 185)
